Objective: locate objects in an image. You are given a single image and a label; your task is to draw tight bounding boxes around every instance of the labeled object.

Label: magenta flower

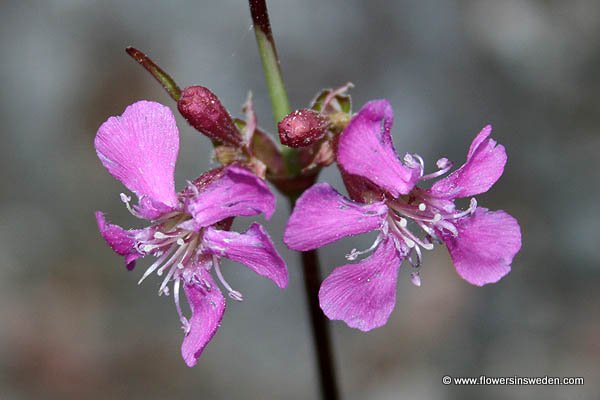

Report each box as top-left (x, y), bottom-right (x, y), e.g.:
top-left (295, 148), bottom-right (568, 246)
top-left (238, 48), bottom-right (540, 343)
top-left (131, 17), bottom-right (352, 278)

top-left (94, 101), bottom-right (287, 366)
top-left (284, 100), bottom-right (521, 331)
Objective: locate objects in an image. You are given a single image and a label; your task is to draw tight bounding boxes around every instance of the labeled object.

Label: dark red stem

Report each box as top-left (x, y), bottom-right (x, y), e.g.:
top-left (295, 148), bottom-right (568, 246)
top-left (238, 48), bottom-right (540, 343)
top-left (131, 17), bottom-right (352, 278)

top-left (248, 0), bottom-right (276, 47)
top-left (300, 248), bottom-right (341, 400)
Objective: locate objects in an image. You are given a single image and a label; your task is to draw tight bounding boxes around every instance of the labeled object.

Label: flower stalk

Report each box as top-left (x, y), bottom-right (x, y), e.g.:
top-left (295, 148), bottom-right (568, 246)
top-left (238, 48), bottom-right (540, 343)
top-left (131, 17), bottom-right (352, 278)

top-left (249, 1), bottom-right (340, 399)
top-left (248, 0), bottom-right (300, 176)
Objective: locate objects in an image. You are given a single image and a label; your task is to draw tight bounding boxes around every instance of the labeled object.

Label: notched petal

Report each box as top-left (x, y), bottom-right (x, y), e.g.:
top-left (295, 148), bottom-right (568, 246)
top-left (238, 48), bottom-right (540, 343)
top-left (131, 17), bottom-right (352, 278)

top-left (337, 100), bottom-right (419, 197)
top-left (95, 101), bottom-right (180, 215)
top-left (429, 125), bottom-right (507, 199)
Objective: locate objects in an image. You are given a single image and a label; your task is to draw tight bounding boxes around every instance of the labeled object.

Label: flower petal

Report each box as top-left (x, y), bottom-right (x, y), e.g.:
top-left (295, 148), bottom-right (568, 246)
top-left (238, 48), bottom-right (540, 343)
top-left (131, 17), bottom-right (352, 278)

top-left (318, 237), bottom-right (402, 331)
top-left (203, 223), bottom-right (288, 289)
top-left (181, 271), bottom-right (226, 367)
top-left (429, 125), bottom-right (507, 199)
top-left (95, 211), bottom-right (143, 270)
top-left (284, 183), bottom-right (388, 251)
top-left (337, 100), bottom-right (419, 197)
top-left (443, 207), bottom-right (521, 286)
top-left (95, 101), bottom-right (179, 216)
top-left (184, 166), bottom-right (275, 229)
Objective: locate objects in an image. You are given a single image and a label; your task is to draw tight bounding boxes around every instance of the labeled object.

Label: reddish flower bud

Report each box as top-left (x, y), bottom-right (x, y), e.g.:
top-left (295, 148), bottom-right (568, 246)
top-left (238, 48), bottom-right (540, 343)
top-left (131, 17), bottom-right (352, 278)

top-left (278, 109), bottom-right (328, 148)
top-left (177, 86), bottom-right (242, 146)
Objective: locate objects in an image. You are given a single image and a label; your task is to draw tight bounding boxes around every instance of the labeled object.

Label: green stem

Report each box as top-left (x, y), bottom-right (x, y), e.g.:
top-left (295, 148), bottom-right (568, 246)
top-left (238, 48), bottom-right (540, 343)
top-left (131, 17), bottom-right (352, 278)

top-left (125, 47), bottom-right (181, 101)
top-left (249, 0), bottom-right (299, 176)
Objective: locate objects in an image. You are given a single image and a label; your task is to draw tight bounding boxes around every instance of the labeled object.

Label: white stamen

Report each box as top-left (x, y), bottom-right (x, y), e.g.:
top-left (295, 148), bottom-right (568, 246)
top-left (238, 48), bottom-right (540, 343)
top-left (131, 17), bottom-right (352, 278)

top-left (138, 234), bottom-right (186, 254)
top-left (157, 242), bottom-right (189, 276)
top-left (119, 193), bottom-right (143, 218)
top-left (413, 245), bottom-right (422, 266)
top-left (392, 218), bottom-right (435, 251)
top-left (346, 235), bottom-right (383, 260)
top-left (158, 247), bottom-right (188, 296)
top-left (437, 220), bottom-right (459, 236)
top-left (418, 203), bottom-right (426, 211)
top-left (407, 247), bottom-right (422, 268)
top-left (150, 211), bottom-right (182, 224)
top-left (228, 291), bottom-right (244, 301)
top-left (412, 154), bottom-right (425, 168)
top-left (416, 221), bottom-right (436, 237)
top-left (420, 157), bottom-right (454, 181)
top-left (399, 217), bottom-right (408, 228)
top-left (436, 157), bottom-right (451, 169)
top-left (448, 198), bottom-right (478, 219)
top-left (138, 245), bottom-right (177, 284)
top-left (403, 153), bottom-right (425, 176)
top-left (173, 279), bottom-right (190, 334)
top-left (213, 255), bottom-right (244, 302)
top-left (410, 271), bottom-right (422, 287)
top-left (389, 202), bottom-right (445, 224)
top-left (186, 180), bottom-right (200, 197)
top-left (154, 232), bottom-right (169, 239)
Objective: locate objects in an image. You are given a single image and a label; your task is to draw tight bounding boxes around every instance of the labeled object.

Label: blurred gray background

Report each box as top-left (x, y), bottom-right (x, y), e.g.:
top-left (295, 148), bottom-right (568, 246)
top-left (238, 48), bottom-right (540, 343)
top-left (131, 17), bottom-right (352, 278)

top-left (1, 0), bottom-right (598, 399)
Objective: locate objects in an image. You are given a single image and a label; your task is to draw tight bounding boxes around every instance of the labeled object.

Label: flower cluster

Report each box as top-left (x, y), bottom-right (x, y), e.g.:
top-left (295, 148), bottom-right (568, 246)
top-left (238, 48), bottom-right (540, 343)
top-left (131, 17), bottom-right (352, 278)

top-left (284, 100), bottom-right (522, 331)
top-left (95, 94), bottom-right (521, 365)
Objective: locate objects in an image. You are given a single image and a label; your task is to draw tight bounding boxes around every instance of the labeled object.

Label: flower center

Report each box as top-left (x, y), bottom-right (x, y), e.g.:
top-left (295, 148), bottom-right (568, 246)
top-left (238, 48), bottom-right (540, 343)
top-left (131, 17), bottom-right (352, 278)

top-left (386, 194), bottom-right (477, 286)
top-left (130, 211), bottom-right (244, 334)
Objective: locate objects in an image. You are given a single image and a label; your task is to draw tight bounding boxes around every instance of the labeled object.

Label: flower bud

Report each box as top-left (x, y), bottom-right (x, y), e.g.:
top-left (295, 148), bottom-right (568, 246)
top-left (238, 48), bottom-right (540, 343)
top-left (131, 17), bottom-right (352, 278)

top-left (177, 86), bottom-right (242, 146)
top-left (278, 109), bottom-right (328, 148)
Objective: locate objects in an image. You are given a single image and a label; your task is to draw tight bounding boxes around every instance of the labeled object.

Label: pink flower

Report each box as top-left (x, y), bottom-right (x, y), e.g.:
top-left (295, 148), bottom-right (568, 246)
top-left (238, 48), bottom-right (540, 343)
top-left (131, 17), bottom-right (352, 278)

top-left (95, 101), bottom-right (287, 366)
top-left (284, 100), bottom-right (521, 331)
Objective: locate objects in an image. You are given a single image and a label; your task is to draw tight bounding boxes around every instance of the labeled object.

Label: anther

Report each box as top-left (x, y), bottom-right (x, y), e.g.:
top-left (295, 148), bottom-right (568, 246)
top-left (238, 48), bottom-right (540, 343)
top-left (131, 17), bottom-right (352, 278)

top-left (418, 203), bottom-right (426, 211)
top-left (410, 271), bottom-right (422, 287)
top-left (448, 198), bottom-right (478, 219)
top-left (228, 290), bottom-right (244, 301)
top-left (436, 157), bottom-right (451, 169)
top-left (119, 192), bottom-right (144, 218)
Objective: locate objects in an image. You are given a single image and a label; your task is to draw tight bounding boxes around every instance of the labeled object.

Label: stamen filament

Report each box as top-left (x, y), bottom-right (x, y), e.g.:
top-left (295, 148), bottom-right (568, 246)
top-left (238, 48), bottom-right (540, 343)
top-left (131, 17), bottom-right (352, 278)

top-left (173, 278), bottom-right (190, 333)
top-left (447, 198), bottom-right (477, 219)
top-left (157, 240), bottom-right (190, 276)
top-left (213, 255), bottom-right (244, 301)
top-left (420, 158), bottom-right (454, 181)
top-left (120, 193), bottom-right (144, 219)
top-left (138, 245), bottom-right (177, 284)
top-left (345, 235), bottom-right (383, 260)
top-left (391, 218), bottom-right (434, 250)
